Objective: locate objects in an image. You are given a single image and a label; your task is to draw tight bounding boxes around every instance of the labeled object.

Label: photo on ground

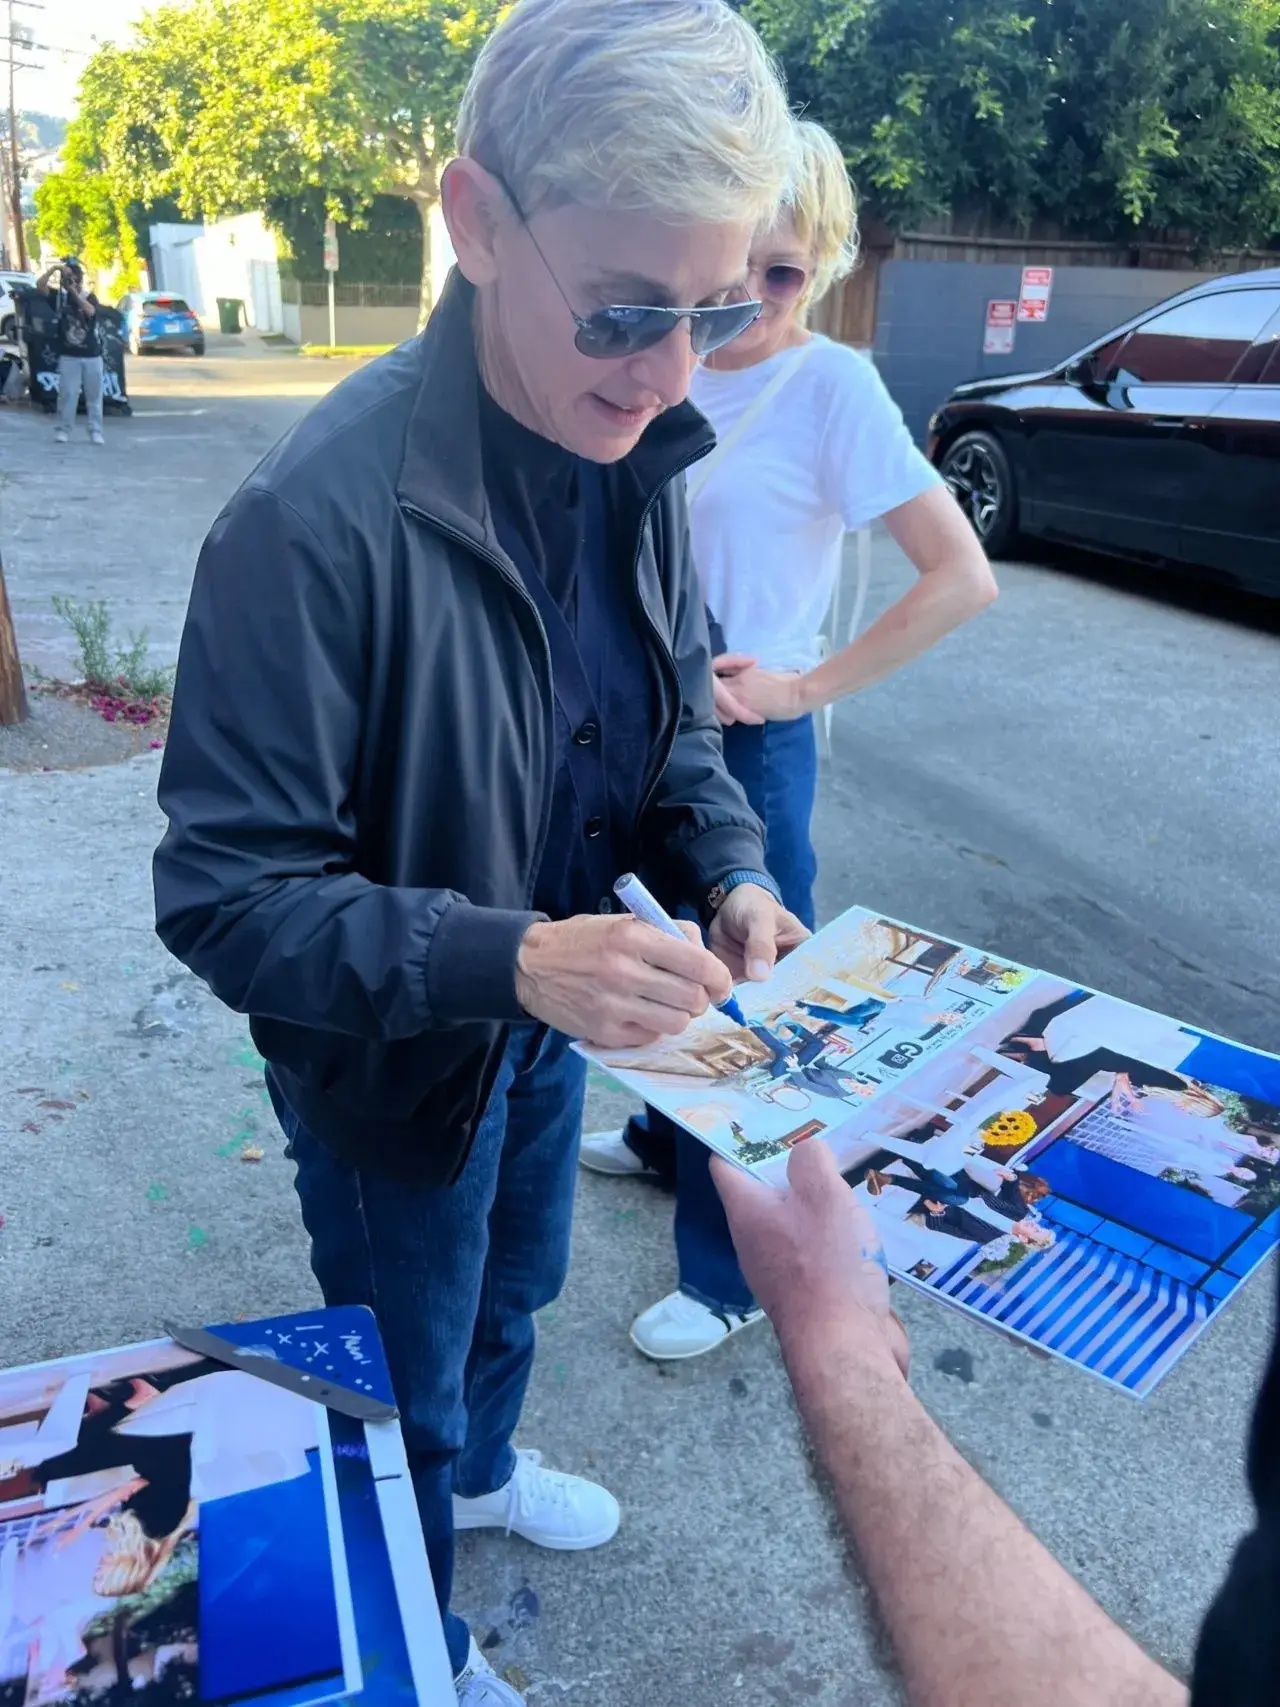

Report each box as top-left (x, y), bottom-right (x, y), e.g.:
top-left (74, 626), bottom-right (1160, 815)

top-left (0, 1342), bottom-right (360, 1706)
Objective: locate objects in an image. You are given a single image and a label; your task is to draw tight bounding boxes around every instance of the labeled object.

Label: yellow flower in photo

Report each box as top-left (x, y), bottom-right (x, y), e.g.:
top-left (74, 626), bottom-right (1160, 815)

top-left (981, 1109), bottom-right (1037, 1149)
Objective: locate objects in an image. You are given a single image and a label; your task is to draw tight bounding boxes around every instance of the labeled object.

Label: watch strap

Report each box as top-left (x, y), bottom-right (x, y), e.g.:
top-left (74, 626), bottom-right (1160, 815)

top-left (706, 868), bottom-right (783, 914)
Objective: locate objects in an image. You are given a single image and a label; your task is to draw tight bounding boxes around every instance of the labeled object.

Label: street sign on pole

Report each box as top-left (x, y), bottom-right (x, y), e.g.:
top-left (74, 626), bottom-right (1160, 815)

top-left (1017, 265), bottom-right (1053, 324)
top-left (324, 218), bottom-right (339, 348)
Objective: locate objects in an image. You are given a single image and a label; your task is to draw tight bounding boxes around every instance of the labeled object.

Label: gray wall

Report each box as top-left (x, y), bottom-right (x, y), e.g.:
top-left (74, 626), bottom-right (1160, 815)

top-left (874, 260), bottom-right (1219, 444)
top-left (282, 303), bottom-right (420, 348)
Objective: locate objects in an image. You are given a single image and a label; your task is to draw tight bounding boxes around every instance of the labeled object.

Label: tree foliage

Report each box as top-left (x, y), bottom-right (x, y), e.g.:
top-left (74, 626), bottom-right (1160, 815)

top-left (34, 117), bottom-right (144, 281)
top-left (39, 0), bottom-right (504, 313)
top-left (746, 0), bottom-right (1280, 246)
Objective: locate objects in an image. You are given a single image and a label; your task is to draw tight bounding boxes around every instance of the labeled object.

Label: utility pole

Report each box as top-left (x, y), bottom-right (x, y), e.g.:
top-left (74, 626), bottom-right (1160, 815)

top-left (3, 0), bottom-right (44, 271)
top-left (0, 552), bottom-right (26, 726)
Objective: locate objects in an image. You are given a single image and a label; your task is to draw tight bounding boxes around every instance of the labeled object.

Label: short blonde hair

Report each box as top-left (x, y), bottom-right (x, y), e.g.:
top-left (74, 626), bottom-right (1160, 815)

top-left (785, 119), bottom-right (859, 311)
top-left (456, 0), bottom-right (794, 228)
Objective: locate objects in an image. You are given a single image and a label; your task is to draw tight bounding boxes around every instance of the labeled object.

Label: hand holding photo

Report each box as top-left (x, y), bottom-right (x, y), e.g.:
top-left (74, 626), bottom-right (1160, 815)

top-left (579, 904), bottom-right (1280, 1396)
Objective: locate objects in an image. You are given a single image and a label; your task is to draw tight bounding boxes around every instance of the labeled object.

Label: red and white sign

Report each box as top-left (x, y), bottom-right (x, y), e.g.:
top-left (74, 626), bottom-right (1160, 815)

top-left (984, 299), bottom-right (1017, 355)
top-left (1017, 266), bottom-right (1053, 323)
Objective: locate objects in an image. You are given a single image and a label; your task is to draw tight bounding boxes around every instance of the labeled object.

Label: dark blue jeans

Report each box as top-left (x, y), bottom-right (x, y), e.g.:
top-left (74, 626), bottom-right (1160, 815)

top-left (624, 714), bottom-right (819, 1314)
top-left (268, 1026), bottom-right (586, 1678)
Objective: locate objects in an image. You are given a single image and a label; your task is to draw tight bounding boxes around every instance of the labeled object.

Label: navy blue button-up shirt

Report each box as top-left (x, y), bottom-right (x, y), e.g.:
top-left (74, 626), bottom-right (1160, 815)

top-left (479, 387), bottom-right (663, 921)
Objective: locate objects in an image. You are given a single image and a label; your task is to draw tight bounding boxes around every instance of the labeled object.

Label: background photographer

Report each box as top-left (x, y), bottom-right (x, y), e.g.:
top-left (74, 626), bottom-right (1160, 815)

top-left (36, 256), bottom-right (104, 444)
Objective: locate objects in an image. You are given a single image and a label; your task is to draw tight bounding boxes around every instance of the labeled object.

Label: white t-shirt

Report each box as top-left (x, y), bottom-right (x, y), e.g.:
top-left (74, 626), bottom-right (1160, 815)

top-left (687, 335), bottom-right (940, 672)
top-left (1042, 996), bottom-right (1194, 1072)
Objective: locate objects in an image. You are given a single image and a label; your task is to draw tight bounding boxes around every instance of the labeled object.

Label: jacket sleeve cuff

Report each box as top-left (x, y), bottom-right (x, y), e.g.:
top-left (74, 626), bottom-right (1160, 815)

top-left (425, 901), bottom-right (546, 1023)
top-left (679, 824), bottom-right (768, 899)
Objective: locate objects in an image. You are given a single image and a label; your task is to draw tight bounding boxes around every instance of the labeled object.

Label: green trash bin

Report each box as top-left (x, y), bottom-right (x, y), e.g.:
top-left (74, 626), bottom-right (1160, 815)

top-left (216, 296), bottom-right (244, 334)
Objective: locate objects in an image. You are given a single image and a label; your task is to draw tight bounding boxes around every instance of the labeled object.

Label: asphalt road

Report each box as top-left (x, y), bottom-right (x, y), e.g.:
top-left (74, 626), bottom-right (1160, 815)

top-left (2, 337), bottom-right (1279, 1705)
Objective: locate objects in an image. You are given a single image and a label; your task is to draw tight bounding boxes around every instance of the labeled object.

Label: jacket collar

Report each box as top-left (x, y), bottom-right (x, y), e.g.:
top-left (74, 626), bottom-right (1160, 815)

top-left (396, 270), bottom-right (714, 551)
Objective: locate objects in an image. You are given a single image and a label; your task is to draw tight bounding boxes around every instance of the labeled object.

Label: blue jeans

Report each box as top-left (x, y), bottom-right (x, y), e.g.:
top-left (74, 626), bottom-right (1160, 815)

top-left (268, 1026), bottom-right (586, 1679)
top-left (624, 714), bottom-right (819, 1314)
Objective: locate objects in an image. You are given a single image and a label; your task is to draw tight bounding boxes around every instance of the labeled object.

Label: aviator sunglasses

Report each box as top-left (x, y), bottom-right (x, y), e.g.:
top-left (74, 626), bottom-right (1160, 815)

top-left (494, 174), bottom-right (764, 359)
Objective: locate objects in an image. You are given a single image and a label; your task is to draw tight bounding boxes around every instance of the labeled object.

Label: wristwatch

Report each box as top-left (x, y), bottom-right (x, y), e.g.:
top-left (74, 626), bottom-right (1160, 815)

top-left (705, 868), bottom-right (783, 914)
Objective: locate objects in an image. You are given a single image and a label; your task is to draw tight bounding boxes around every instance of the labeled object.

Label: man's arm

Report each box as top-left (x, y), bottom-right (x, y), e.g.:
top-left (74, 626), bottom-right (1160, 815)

top-left (713, 1142), bottom-right (1186, 1707)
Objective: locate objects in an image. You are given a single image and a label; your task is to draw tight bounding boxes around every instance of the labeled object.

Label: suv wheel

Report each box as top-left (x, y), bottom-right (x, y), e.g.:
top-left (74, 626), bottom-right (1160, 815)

top-left (939, 429), bottom-right (1018, 557)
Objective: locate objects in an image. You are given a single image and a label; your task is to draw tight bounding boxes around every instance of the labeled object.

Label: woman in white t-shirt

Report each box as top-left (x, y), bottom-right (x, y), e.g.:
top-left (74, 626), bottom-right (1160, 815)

top-left (581, 122), bottom-right (997, 1361)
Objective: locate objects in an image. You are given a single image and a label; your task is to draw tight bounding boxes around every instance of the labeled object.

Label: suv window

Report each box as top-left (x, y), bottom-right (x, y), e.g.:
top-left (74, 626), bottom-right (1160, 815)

top-left (1112, 288), bottom-right (1280, 385)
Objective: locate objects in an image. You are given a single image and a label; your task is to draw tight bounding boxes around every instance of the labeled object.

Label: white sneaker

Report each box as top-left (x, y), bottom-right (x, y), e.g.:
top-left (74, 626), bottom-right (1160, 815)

top-left (578, 1128), bottom-right (659, 1177)
top-left (89, 430), bottom-right (105, 444)
top-left (54, 427), bottom-right (69, 444)
top-left (630, 1290), bottom-right (765, 1362)
top-left (452, 1449), bottom-right (620, 1550)
top-left (455, 1635), bottom-right (526, 1704)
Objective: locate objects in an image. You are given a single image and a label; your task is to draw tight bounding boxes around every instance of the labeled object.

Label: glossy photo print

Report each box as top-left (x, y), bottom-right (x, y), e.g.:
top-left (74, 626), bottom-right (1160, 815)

top-left (581, 908), bottom-right (1280, 1395)
top-left (0, 1342), bottom-right (360, 1707)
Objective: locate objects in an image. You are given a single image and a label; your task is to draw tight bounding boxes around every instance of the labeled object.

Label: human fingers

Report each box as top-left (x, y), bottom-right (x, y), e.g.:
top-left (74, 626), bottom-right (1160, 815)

top-left (712, 652), bottom-right (757, 676)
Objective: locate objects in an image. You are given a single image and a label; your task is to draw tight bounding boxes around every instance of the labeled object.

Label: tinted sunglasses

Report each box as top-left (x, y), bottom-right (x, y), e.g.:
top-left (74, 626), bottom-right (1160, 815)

top-left (762, 262), bottom-right (809, 302)
top-left (495, 174), bottom-right (763, 359)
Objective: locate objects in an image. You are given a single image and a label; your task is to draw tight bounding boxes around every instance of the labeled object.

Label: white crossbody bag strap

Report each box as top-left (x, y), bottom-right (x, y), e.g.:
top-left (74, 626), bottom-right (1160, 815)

top-left (685, 341), bottom-right (816, 507)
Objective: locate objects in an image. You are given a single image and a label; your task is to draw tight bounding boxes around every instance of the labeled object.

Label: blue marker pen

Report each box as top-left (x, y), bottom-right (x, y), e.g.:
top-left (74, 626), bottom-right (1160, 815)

top-left (613, 872), bottom-right (748, 1027)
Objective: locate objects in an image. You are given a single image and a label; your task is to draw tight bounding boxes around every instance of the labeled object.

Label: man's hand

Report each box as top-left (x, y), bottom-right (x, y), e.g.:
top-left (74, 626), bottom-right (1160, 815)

top-left (711, 653), bottom-right (764, 726)
top-left (515, 914), bottom-right (731, 1047)
top-left (712, 1139), bottom-right (909, 1377)
top-left (709, 882), bottom-right (809, 983)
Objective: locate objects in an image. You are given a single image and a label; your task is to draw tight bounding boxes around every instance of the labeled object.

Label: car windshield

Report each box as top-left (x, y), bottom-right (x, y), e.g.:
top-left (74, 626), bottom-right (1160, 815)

top-left (145, 297), bottom-right (191, 313)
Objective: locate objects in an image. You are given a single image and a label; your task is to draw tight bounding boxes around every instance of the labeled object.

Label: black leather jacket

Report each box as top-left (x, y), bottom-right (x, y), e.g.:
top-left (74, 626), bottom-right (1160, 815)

top-left (153, 272), bottom-right (764, 1182)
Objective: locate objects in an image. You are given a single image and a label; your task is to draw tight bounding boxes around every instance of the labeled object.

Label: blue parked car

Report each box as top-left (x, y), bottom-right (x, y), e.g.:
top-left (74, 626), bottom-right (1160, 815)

top-left (117, 291), bottom-right (206, 356)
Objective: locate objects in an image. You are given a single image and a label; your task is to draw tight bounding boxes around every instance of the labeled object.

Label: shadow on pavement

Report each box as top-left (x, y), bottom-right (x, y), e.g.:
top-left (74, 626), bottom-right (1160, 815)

top-left (1020, 538), bottom-right (1280, 637)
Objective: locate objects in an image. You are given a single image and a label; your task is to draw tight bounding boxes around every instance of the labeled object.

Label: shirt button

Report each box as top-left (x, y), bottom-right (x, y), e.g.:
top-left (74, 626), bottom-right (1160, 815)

top-left (584, 816), bottom-right (604, 839)
top-left (573, 721), bottom-right (599, 747)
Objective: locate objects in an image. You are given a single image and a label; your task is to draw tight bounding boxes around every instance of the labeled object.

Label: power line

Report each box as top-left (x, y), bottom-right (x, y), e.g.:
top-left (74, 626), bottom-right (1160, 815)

top-left (3, 0), bottom-right (41, 267)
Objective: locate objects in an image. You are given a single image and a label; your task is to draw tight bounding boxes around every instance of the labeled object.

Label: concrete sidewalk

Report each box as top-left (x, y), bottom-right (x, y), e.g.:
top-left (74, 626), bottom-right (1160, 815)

top-left (2, 345), bottom-right (1276, 1704)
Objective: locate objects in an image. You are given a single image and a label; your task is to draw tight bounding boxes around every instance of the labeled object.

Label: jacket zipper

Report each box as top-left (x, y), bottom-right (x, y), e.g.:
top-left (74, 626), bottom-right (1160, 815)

top-left (399, 501), bottom-right (558, 907)
top-left (398, 501), bottom-right (556, 1186)
top-left (631, 449), bottom-right (709, 828)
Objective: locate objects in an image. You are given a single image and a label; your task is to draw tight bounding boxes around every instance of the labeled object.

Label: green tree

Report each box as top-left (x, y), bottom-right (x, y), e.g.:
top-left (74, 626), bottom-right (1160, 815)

top-left (59, 0), bottom-right (504, 321)
top-left (34, 159), bottom-right (139, 277)
top-left (745, 0), bottom-right (1280, 246)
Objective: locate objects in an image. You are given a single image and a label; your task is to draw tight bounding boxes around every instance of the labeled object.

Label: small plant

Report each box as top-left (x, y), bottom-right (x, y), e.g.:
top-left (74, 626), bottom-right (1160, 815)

top-left (51, 594), bottom-right (174, 700)
top-left (51, 593), bottom-right (112, 685)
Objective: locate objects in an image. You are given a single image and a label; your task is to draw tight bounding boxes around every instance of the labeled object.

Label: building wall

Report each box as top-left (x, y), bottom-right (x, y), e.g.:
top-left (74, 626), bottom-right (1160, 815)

top-left (294, 303), bottom-right (419, 347)
top-left (872, 259), bottom-right (1221, 445)
top-left (150, 214), bottom-right (285, 333)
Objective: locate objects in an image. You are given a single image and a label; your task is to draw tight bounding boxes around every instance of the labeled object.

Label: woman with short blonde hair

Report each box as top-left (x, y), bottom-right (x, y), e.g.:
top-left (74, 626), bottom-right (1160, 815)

top-left (156, 3), bottom-right (807, 1701)
top-left (583, 119), bottom-right (1000, 1363)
